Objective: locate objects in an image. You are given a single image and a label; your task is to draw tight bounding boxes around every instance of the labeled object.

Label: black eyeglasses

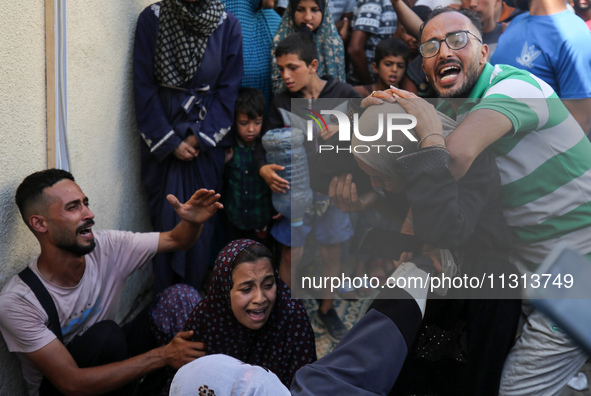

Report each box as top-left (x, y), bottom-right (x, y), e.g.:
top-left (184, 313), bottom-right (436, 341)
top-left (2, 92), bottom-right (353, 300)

top-left (419, 30), bottom-right (483, 59)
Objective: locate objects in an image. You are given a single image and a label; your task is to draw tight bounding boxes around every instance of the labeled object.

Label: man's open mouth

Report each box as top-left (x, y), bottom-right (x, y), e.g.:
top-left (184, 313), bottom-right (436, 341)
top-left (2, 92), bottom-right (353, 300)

top-left (78, 221), bottom-right (95, 238)
top-left (438, 65), bottom-right (462, 83)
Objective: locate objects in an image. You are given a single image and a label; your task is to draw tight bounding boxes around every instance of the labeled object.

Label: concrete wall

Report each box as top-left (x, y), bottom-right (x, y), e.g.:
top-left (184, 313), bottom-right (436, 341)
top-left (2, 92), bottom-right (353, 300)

top-left (0, 1), bottom-right (155, 394)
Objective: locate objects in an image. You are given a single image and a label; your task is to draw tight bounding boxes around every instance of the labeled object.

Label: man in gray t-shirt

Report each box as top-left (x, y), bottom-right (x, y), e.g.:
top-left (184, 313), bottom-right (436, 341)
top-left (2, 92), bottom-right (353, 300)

top-left (0, 169), bottom-right (222, 396)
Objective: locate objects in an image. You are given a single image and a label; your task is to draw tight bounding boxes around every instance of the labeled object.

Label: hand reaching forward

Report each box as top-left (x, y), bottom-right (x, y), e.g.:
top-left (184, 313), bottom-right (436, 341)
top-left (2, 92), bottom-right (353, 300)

top-left (260, 164), bottom-right (290, 194)
top-left (163, 330), bottom-right (207, 370)
top-left (329, 173), bottom-right (379, 213)
top-left (167, 189), bottom-right (223, 225)
top-left (360, 90), bottom-right (397, 108)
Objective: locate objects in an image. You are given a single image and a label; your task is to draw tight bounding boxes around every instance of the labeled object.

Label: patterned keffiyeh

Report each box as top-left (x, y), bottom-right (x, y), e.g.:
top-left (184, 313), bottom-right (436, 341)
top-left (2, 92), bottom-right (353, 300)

top-left (184, 239), bottom-right (317, 387)
top-left (155, 0), bottom-right (225, 86)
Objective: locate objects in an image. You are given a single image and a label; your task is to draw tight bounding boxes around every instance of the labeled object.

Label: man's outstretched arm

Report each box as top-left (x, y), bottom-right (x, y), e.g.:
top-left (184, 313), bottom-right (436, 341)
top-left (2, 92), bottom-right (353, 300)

top-left (445, 109), bottom-right (513, 179)
top-left (27, 330), bottom-right (205, 396)
top-left (388, 87), bottom-right (513, 180)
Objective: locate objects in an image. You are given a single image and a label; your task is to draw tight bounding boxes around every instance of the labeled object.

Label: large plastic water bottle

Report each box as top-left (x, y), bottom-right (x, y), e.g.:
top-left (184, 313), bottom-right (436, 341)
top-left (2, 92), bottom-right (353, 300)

top-left (262, 127), bottom-right (313, 226)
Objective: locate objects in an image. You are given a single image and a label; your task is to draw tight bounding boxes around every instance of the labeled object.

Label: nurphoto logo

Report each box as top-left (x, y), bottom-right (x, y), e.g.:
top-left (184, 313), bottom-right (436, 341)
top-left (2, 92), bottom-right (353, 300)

top-left (305, 108), bottom-right (418, 154)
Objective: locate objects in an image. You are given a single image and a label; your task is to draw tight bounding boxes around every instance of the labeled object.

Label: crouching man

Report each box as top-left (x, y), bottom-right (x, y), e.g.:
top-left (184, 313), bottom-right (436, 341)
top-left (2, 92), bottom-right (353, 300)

top-left (0, 169), bottom-right (223, 395)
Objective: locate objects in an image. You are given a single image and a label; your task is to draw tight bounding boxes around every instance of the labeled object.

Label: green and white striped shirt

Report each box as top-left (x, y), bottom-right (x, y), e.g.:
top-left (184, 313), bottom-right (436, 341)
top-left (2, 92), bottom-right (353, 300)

top-left (459, 63), bottom-right (591, 269)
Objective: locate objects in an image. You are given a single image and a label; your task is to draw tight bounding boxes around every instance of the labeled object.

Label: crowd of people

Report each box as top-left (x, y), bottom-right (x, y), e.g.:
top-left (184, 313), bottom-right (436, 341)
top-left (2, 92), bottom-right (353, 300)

top-left (1, 0), bottom-right (591, 395)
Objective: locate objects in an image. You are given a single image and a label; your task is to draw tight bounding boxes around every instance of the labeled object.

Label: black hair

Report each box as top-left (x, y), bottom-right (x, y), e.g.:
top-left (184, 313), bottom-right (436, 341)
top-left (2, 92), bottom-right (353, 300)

top-left (419, 7), bottom-right (483, 42)
top-left (374, 38), bottom-right (410, 65)
top-left (15, 169), bottom-right (75, 223)
top-left (275, 31), bottom-right (318, 66)
top-left (232, 243), bottom-right (275, 271)
top-left (235, 88), bottom-right (265, 120)
top-left (289, 0), bottom-right (326, 25)
top-left (412, 5), bottom-right (433, 22)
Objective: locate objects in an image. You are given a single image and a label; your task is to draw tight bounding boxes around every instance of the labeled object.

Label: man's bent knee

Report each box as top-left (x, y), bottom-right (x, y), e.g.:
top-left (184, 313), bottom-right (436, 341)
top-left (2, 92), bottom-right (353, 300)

top-left (68, 320), bottom-right (128, 367)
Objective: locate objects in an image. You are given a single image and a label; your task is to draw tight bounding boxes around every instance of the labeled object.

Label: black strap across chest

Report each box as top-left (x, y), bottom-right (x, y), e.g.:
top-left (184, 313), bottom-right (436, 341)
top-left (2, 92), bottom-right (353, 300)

top-left (18, 267), bottom-right (64, 343)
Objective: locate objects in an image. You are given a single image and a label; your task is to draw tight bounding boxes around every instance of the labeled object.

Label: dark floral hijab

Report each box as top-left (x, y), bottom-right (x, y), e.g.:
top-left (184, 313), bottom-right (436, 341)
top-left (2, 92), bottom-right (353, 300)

top-left (155, 0), bottom-right (225, 86)
top-left (184, 239), bottom-right (317, 386)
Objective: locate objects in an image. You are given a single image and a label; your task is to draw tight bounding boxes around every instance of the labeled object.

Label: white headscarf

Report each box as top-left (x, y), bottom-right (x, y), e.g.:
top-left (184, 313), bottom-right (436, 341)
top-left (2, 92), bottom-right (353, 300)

top-left (170, 354), bottom-right (291, 396)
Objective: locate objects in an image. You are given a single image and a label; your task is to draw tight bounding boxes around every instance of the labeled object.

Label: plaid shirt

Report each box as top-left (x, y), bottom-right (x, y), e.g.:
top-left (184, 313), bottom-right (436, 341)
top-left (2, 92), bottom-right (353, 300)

top-left (224, 140), bottom-right (273, 230)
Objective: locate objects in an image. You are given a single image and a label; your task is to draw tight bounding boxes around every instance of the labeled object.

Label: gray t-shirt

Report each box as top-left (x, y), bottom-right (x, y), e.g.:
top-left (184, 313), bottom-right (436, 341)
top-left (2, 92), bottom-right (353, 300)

top-left (0, 230), bottom-right (159, 395)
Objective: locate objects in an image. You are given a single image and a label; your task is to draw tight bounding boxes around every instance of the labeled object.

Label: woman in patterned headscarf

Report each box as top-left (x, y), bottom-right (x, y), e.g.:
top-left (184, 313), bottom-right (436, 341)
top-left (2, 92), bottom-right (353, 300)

top-left (133, 0), bottom-right (243, 294)
top-left (271, 0), bottom-right (346, 94)
top-left (182, 239), bottom-right (316, 387)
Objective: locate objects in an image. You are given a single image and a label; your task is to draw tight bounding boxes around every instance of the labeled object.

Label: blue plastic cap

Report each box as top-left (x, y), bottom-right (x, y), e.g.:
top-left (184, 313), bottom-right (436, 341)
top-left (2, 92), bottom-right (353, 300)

top-left (291, 218), bottom-right (304, 227)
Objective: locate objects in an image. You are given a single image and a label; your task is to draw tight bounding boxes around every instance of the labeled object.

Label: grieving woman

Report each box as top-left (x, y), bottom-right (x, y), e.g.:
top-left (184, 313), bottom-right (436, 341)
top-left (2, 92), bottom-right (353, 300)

top-left (183, 239), bottom-right (316, 387)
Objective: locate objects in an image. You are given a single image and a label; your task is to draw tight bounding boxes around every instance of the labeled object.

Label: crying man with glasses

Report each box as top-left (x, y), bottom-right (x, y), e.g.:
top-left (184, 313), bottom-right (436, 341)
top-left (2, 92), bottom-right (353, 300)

top-left (331, 5), bottom-right (591, 396)
top-left (418, 10), bottom-right (486, 99)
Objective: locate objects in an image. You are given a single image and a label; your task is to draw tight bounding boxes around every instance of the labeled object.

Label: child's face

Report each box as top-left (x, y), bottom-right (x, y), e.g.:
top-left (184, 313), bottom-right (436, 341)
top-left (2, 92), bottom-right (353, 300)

top-left (396, 25), bottom-right (419, 55)
top-left (294, 0), bottom-right (323, 32)
top-left (372, 55), bottom-right (407, 88)
top-left (276, 54), bottom-right (317, 92)
top-left (461, 0), bottom-right (497, 28)
top-left (236, 112), bottom-right (263, 146)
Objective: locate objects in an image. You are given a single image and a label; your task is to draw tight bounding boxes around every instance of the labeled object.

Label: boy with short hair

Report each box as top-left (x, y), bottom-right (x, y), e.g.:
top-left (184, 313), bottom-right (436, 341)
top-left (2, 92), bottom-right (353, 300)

top-left (347, 0), bottom-right (398, 85)
top-left (223, 88), bottom-right (274, 246)
top-left (353, 37), bottom-right (409, 98)
top-left (258, 32), bottom-right (361, 342)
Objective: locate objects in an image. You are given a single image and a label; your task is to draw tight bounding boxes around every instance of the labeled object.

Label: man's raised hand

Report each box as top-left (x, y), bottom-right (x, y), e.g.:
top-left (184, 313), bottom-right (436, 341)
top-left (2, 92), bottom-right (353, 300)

top-left (167, 189), bottom-right (223, 225)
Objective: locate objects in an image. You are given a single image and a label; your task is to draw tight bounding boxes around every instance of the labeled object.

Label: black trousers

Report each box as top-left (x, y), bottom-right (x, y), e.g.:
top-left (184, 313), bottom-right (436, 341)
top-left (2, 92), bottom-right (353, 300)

top-left (40, 307), bottom-right (157, 396)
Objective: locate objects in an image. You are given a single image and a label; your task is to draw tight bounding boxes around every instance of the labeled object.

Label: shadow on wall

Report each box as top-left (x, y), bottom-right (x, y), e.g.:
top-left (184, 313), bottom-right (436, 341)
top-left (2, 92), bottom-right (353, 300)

top-left (0, 182), bottom-right (39, 289)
